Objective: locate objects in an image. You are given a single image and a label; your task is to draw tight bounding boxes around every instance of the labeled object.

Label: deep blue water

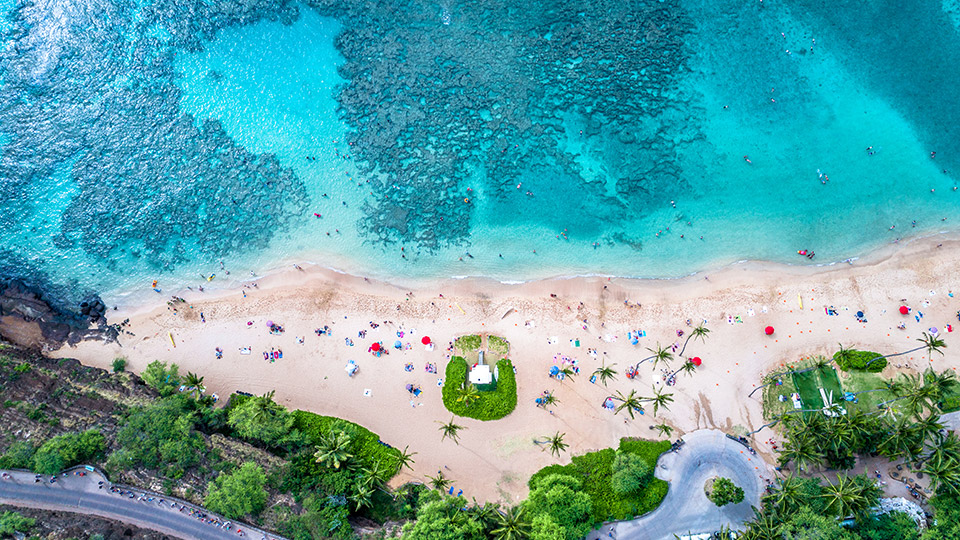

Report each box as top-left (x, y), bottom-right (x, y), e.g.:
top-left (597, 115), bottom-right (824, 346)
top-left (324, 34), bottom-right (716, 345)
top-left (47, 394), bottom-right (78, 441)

top-left (1, 0), bottom-right (959, 307)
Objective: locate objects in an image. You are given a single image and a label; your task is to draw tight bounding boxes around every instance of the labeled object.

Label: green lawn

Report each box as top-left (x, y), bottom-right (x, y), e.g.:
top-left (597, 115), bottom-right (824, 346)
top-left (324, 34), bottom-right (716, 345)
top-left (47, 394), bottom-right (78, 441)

top-left (453, 335), bottom-right (481, 365)
top-left (792, 369), bottom-right (825, 410)
top-left (528, 438), bottom-right (672, 523)
top-left (818, 366), bottom-right (845, 408)
top-left (838, 371), bottom-right (894, 415)
top-left (762, 373), bottom-right (800, 419)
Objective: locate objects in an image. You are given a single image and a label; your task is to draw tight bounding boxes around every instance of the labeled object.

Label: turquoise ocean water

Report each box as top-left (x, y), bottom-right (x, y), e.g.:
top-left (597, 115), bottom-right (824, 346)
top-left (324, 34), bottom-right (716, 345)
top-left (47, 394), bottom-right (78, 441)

top-left (2, 0), bottom-right (960, 307)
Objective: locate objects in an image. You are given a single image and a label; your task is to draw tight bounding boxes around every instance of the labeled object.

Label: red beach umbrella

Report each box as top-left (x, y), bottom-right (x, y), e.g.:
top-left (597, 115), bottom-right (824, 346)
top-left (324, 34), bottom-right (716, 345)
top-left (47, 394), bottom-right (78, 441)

top-left (421, 336), bottom-right (431, 345)
top-left (764, 326), bottom-right (775, 336)
top-left (371, 342), bottom-right (381, 352)
top-left (691, 357), bottom-right (702, 366)
top-left (899, 305), bottom-right (909, 315)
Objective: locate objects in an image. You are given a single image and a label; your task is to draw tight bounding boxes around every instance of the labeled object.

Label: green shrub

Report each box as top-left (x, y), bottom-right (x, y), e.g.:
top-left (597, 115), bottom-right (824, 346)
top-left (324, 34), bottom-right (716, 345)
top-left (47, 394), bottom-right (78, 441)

top-left (487, 335), bottom-right (510, 356)
top-left (106, 396), bottom-right (205, 476)
top-left (141, 360), bottom-right (180, 396)
top-left (0, 441), bottom-right (36, 469)
top-left (32, 430), bottom-right (105, 474)
top-left (708, 477), bottom-right (744, 507)
top-left (204, 462), bottom-right (268, 519)
top-left (292, 410), bottom-right (401, 475)
top-left (834, 349), bottom-right (886, 372)
top-left (441, 357), bottom-right (517, 420)
top-left (454, 335), bottom-right (481, 351)
top-left (528, 438), bottom-right (671, 523)
top-left (112, 357), bottom-right (127, 373)
top-left (940, 395), bottom-right (960, 413)
top-left (0, 511), bottom-right (35, 534)
top-left (611, 451), bottom-right (653, 494)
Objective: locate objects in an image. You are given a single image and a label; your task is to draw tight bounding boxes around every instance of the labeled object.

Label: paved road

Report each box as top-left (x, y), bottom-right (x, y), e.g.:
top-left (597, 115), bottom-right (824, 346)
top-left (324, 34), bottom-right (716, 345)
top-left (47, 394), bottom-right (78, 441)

top-left (0, 468), bottom-right (277, 540)
top-left (589, 430), bottom-right (773, 540)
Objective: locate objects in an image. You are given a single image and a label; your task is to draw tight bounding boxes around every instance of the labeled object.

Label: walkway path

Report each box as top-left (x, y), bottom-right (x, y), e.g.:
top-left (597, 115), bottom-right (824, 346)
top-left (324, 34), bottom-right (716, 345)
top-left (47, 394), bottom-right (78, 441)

top-left (0, 467), bottom-right (280, 540)
top-left (589, 430), bottom-right (773, 540)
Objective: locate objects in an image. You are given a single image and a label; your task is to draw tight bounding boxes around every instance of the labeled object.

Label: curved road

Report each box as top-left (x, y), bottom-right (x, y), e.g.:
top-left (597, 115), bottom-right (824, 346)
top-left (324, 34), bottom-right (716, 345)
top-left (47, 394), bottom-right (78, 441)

top-left (0, 468), bottom-right (280, 540)
top-left (589, 430), bottom-right (773, 540)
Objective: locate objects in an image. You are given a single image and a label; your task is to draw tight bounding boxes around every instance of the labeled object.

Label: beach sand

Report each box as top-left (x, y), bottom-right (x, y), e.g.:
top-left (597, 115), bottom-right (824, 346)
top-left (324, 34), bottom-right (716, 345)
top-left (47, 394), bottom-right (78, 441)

top-left (52, 236), bottom-right (960, 503)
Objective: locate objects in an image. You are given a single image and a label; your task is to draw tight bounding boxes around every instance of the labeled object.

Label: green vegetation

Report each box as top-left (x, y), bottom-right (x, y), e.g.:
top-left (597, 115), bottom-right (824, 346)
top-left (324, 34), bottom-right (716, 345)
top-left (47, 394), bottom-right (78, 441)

top-left (526, 474), bottom-right (593, 540)
top-left (106, 395), bottom-right (205, 478)
top-left (0, 511), bottom-right (34, 535)
top-left (0, 440), bottom-right (36, 469)
top-left (442, 357), bottom-right (517, 420)
top-left (707, 477), bottom-right (744, 507)
top-left (454, 334), bottom-right (482, 352)
top-left (610, 451), bottom-right (653, 494)
top-left (31, 429), bottom-right (105, 474)
top-left (141, 360), bottom-right (180, 397)
top-left (227, 391), bottom-right (299, 448)
top-left (291, 410), bottom-right (402, 473)
top-left (792, 368), bottom-right (827, 410)
top-left (528, 438), bottom-right (671, 524)
top-left (112, 357), bottom-right (127, 373)
top-left (835, 349), bottom-right (886, 372)
top-left (204, 462), bottom-right (268, 519)
top-left (737, 474), bottom-right (922, 539)
top-left (487, 335), bottom-right (510, 357)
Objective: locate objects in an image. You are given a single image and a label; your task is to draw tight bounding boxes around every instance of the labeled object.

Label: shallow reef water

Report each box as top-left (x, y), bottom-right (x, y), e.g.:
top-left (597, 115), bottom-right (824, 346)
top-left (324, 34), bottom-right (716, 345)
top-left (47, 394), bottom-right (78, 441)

top-left (1, 0), bottom-right (960, 307)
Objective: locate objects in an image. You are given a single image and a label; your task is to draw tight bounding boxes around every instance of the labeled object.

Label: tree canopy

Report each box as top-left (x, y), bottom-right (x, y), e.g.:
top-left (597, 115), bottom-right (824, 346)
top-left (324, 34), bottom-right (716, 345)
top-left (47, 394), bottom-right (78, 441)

top-left (204, 462), bottom-right (269, 520)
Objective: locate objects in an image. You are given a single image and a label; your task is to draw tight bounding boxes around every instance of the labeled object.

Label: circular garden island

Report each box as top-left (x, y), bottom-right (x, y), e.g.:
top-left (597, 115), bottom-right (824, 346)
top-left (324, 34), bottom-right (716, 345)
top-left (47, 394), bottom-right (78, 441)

top-left (441, 334), bottom-right (517, 420)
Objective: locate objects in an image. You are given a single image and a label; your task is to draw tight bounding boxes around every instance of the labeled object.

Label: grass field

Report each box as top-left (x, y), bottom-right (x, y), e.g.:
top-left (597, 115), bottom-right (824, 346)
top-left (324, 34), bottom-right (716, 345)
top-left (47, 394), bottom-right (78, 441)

top-left (838, 371), bottom-right (893, 414)
top-left (792, 369), bottom-right (825, 410)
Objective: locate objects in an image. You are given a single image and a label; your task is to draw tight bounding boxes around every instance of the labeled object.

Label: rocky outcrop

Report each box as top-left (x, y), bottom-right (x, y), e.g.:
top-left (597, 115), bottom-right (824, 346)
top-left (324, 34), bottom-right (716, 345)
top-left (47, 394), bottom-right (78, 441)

top-left (0, 280), bottom-right (115, 350)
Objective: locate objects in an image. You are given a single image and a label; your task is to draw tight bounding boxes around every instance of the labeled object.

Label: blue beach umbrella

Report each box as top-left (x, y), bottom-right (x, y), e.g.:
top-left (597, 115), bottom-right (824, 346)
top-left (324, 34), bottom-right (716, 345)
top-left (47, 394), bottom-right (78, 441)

top-left (394, 340), bottom-right (403, 349)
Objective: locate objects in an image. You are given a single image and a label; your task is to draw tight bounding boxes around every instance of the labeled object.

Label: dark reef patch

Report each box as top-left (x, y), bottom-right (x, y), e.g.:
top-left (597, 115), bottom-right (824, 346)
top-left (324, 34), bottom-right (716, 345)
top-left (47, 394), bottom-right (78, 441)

top-left (308, 0), bottom-right (696, 250)
top-left (0, 0), bottom-right (309, 272)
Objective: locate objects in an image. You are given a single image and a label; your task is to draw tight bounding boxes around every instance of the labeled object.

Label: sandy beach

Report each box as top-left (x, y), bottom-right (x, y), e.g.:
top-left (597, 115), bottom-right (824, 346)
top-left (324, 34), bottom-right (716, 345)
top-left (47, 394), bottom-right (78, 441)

top-left (52, 235), bottom-right (960, 503)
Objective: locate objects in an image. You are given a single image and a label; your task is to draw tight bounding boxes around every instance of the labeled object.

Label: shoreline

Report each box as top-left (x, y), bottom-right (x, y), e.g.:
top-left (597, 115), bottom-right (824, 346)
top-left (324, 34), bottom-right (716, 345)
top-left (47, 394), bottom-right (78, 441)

top-left (97, 223), bottom-right (959, 314)
top-left (51, 233), bottom-right (960, 503)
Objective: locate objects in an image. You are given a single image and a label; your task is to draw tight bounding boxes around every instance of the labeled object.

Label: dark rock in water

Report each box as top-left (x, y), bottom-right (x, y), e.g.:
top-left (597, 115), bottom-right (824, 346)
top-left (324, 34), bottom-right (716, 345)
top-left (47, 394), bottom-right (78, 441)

top-left (0, 250), bottom-right (116, 350)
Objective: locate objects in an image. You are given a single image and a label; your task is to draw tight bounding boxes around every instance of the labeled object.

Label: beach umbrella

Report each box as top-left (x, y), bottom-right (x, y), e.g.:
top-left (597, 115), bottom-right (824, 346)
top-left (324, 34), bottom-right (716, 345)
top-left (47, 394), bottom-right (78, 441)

top-left (371, 342), bottom-right (381, 352)
top-left (266, 320), bottom-right (274, 327)
top-left (856, 311), bottom-right (864, 318)
top-left (931, 327), bottom-right (940, 335)
top-left (765, 326), bottom-right (775, 336)
top-left (899, 306), bottom-right (910, 315)
top-left (394, 340), bottom-right (402, 349)
top-left (691, 357), bottom-right (702, 366)
top-left (421, 336), bottom-right (431, 345)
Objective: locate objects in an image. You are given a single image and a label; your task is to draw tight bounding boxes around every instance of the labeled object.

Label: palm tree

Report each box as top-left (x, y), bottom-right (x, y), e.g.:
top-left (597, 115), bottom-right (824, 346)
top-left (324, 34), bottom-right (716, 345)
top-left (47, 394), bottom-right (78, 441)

top-left (438, 417), bottom-right (465, 444)
top-left (611, 389), bottom-right (645, 420)
top-left (426, 471), bottom-right (452, 491)
top-left (634, 343), bottom-right (671, 371)
top-left (457, 384), bottom-right (480, 406)
top-left (472, 501), bottom-right (501, 530)
top-left (678, 323), bottom-right (710, 357)
top-left (542, 432), bottom-right (568, 458)
top-left (558, 366), bottom-right (576, 383)
top-left (778, 431), bottom-right (824, 471)
top-left (491, 505), bottom-right (532, 540)
top-left (314, 431), bottom-right (354, 470)
top-left (880, 373), bottom-right (938, 415)
top-left (394, 445), bottom-right (417, 474)
top-left (183, 372), bottom-right (205, 398)
top-left (653, 423), bottom-right (674, 438)
top-left (764, 475), bottom-right (805, 515)
top-left (592, 361), bottom-right (618, 387)
top-left (865, 331), bottom-right (946, 368)
top-left (877, 419), bottom-right (923, 460)
top-left (350, 483), bottom-right (375, 510)
top-left (360, 460), bottom-right (388, 487)
top-left (925, 367), bottom-right (958, 404)
top-left (644, 386), bottom-right (674, 417)
top-left (742, 506), bottom-right (781, 540)
top-left (667, 360), bottom-right (698, 381)
top-left (541, 393), bottom-right (559, 410)
top-left (922, 449), bottom-right (960, 495)
top-left (820, 474), bottom-right (865, 518)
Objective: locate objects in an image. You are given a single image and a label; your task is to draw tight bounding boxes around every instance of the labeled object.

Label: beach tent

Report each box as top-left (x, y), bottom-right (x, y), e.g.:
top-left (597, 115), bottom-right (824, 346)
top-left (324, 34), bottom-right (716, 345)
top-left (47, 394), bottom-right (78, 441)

top-left (765, 326), bottom-right (775, 335)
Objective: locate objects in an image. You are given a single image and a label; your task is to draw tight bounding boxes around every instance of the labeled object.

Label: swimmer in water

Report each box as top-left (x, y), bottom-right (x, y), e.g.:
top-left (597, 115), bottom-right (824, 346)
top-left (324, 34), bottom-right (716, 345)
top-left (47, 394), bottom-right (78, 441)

top-left (744, 155), bottom-right (752, 164)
